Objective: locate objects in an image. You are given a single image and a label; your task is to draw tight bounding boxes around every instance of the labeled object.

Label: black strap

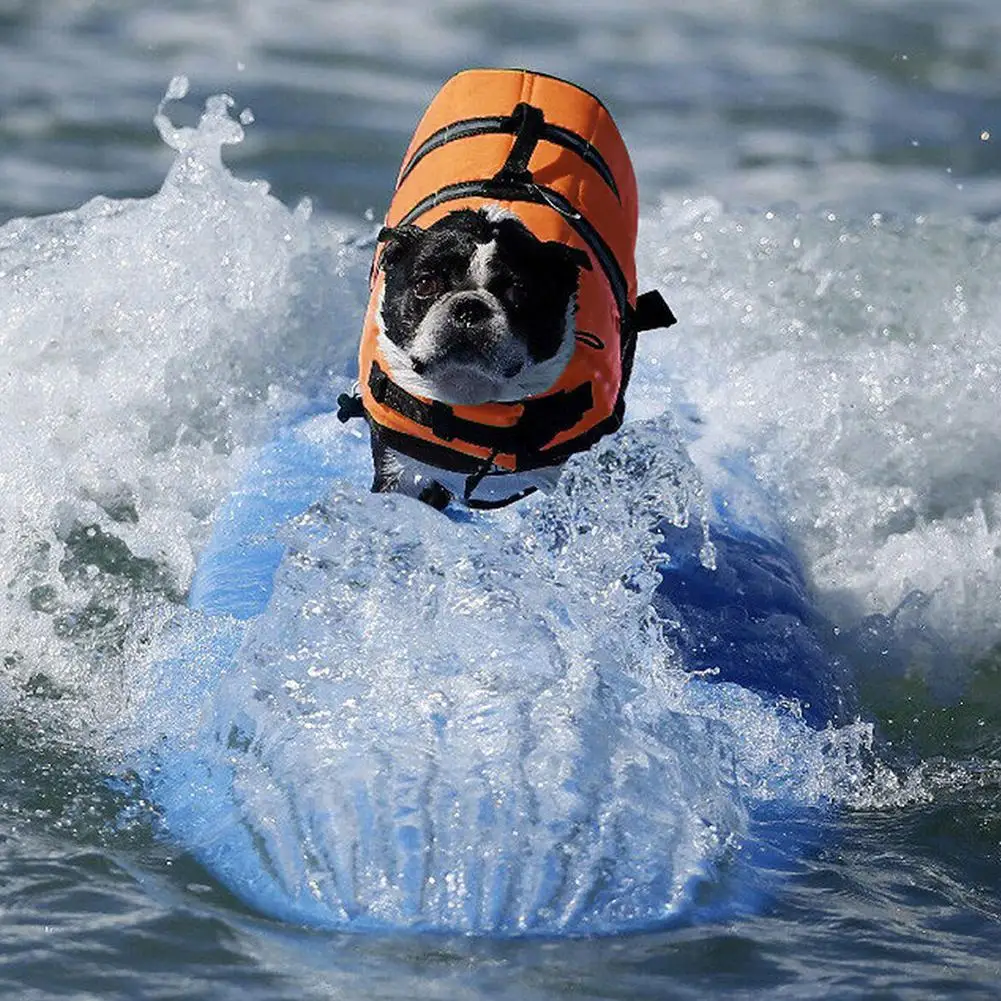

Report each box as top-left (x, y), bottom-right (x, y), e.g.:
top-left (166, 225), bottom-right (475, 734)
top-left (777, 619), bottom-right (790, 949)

top-left (629, 290), bottom-right (677, 332)
top-left (336, 391), bottom-right (365, 422)
top-left (367, 361), bottom-right (592, 464)
top-left (462, 447), bottom-right (500, 503)
top-left (397, 115), bottom-right (620, 200)
top-left (372, 401), bottom-right (625, 476)
top-left (493, 103), bottom-right (546, 185)
top-left (465, 484), bottom-right (538, 510)
top-left (461, 447), bottom-right (542, 509)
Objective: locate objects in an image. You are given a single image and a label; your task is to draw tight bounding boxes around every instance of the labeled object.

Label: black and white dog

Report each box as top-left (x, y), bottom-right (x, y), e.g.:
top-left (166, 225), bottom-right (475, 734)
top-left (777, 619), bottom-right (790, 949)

top-left (369, 206), bottom-right (591, 507)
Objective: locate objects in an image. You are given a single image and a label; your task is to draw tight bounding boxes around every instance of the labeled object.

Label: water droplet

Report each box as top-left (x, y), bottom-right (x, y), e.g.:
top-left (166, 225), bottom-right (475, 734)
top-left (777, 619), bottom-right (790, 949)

top-left (165, 75), bottom-right (189, 101)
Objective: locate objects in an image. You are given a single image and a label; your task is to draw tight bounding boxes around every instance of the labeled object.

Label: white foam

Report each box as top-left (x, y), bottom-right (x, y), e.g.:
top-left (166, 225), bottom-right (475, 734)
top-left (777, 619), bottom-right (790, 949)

top-left (0, 84), bottom-right (364, 719)
top-left (125, 413), bottom-right (877, 932)
top-left (633, 198), bottom-right (1001, 672)
top-left (0, 85), bottom-right (993, 925)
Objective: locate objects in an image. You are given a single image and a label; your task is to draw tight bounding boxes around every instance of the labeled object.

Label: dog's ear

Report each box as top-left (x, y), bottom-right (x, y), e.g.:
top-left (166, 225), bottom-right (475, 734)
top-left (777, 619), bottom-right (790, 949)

top-left (378, 224), bottom-right (423, 268)
top-left (544, 241), bottom-right (593, 272)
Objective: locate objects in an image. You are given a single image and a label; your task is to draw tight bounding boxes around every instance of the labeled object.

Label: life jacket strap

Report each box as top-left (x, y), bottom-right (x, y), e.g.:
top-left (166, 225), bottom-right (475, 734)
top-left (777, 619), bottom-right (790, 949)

top-left (398, 113), bottom-right (620, 200)
top-left (465, 484), bottom-right (538, 510)
top-left (627, 290), bottom-right (678, 333)
top-left (367, 360), bottom-right (593, 465)
top-left (493, 103), bottom-right (546, 185)
top-left (336, 389), bottom-right (366, 422)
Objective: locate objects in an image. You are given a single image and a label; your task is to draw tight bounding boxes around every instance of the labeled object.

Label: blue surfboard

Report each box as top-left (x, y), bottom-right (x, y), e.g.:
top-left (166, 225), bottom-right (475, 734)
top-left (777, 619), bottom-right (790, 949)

top-left (138, 405), bottom-right (854, 936)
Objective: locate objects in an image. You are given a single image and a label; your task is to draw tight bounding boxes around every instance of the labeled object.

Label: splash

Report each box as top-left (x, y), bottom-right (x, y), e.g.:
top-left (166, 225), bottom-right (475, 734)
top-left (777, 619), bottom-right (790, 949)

top-left (0, 83), bottom-right (997, 932)
top-left (0, 81), bottom-right (361, 726)
top-left (124, 412), bottom-right (878, 934)
top-left (634, 198), bottom-right (1001, 681)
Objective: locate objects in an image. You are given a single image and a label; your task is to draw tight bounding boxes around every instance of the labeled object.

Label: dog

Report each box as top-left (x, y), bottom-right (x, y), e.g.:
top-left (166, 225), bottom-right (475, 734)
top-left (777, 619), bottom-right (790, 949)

top-left (369, 206), bottom-right (592, 508)
top-left (347, 68), bottom-right (675, 510)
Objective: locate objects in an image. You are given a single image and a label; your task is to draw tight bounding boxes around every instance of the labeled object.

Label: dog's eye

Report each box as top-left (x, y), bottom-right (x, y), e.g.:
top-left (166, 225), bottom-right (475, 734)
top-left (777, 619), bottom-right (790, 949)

top-left (413, 274), bottom-right (445, 300)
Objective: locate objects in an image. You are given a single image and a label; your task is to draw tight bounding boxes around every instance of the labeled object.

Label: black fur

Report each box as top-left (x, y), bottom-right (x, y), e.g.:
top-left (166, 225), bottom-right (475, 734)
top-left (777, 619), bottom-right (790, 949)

top-left (379, 209), bottom-right (586, 367)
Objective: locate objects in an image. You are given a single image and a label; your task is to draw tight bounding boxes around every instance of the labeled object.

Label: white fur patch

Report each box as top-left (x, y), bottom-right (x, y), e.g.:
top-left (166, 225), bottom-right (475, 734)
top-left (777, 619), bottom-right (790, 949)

top-left (468, 240), bottom-right (496, 287)
top-left (374, 284), bottom-right (444, 399)
top-left (482, 203), bottom-right (519, 223)
top-left (377, 288), bottom-right (519, 405)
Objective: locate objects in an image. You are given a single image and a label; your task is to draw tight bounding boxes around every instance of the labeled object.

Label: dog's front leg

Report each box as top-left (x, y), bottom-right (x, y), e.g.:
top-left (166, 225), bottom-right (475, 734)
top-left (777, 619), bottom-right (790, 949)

top-left (370, 432), bottom-right (402, 494)
top-left (369, 432), bottom-right (452, 510)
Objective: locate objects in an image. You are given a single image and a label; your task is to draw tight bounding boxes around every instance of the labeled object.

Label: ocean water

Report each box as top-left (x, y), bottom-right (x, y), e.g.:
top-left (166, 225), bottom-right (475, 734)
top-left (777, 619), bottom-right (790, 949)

top-left (2, 1), bottom-right (1001, 998)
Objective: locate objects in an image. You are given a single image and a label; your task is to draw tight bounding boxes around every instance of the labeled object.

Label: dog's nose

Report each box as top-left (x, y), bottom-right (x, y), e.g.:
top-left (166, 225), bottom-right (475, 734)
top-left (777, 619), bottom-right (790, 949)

top-left (451, 296), bottom-right (491, 328)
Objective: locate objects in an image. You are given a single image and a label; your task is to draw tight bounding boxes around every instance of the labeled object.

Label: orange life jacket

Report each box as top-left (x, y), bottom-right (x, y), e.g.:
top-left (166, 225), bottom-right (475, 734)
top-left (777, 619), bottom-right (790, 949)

top-left (354, 68), bottom-right (676, 487)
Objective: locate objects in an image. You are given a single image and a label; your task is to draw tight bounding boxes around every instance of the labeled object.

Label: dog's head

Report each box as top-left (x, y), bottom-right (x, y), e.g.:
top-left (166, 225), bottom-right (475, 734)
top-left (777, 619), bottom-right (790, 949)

top-left (375, 208), bottom-right (591, 406)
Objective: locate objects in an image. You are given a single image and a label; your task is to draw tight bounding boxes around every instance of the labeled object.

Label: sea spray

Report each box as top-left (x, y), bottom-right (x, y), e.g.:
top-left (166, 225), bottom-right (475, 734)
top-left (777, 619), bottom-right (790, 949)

top-left (131, 411), bottom-right (881, 933)
top-left (0, 83), bottom-right (994, 934)
top-left (0, 82), bottom-right (361, 721)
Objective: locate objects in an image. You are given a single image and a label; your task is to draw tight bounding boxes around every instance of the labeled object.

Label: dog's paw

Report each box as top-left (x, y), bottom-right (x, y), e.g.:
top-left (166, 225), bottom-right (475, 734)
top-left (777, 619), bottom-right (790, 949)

top-left (417, 480), bottom-right (452, 511)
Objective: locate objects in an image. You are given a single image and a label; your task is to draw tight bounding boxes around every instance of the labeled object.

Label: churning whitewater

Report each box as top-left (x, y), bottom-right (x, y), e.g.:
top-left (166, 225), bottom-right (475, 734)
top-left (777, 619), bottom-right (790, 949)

top-left (1, 82), bottom-right (999, 935)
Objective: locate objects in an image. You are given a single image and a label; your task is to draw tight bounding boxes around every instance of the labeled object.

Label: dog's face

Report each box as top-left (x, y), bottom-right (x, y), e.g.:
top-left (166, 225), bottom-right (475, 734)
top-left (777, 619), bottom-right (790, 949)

top-left (375, 208), bottom-right (591, 405)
